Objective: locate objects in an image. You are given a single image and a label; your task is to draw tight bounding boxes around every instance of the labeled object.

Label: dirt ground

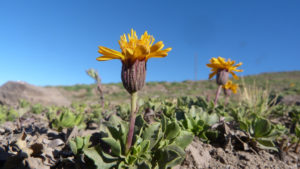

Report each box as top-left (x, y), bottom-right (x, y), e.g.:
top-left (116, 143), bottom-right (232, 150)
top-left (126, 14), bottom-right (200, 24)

top-left (0, 114), bottom-right (299, 169)
top-left (0, 81), bottom-right (300, 169)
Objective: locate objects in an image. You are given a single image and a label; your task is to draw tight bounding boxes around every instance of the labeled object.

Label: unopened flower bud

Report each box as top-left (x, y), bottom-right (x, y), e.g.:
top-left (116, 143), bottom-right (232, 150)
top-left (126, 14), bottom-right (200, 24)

top-left (121, 59), bottom-right (146, 94)
top-left (216, 69), bottom-right (229, 85)
top-left (223, 88), bottom-right (232, 97)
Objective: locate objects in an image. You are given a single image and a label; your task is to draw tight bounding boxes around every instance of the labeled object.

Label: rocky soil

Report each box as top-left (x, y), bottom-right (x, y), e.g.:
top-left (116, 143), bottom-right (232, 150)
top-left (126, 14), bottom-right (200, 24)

top-left (0, 77), bottom-right (300, 169)
top-left (0, 114), bottom-right (299, 169)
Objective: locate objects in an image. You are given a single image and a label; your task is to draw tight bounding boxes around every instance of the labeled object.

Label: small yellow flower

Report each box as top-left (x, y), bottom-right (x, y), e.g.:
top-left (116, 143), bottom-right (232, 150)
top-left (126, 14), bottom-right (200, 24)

top-left (290, 83), bottom-right (295, 87)
top-left (206, 57), bottom-right (243, 80)
top-left (97, 29), bottom-right (172, 65)
top-left (223, 80), bottom-right (238, 94)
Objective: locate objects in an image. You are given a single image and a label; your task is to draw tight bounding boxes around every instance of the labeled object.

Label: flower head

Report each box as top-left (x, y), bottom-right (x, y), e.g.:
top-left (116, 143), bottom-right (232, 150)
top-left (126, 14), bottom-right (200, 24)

top-left (97, 29), bottom-right (172, 66)
top-left (207, 57), bottom-right (243, 80)
top-left (97, 29), bottom-right (171, 94)
top-left (223, 80), bottom-right (238, 94)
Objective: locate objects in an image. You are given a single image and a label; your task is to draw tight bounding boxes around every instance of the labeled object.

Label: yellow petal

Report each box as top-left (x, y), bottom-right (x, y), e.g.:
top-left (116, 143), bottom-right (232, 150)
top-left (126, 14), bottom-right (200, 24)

top-left (235, 62), bottom-right (243, 67)
top-left (234, 69), bottom-right (243, 72)
top-left (217, 57), bottom-right (226, 64)
top-left (147, 48), bottom-right (171, 60)
top-left (231, 72), bottom-right (239, 80)
top-left (209, 71), bottom-right (217, 79)
top-left (96, 55), bottom-right (121, 61)
top-left (150, 41), bottom-right (164, 53)
top-left (126, 48), bottom-right (134, 56)
top-left (98, 46), bottom-right (124, 59)
top-left (206, 63), bottom-right (221, 69)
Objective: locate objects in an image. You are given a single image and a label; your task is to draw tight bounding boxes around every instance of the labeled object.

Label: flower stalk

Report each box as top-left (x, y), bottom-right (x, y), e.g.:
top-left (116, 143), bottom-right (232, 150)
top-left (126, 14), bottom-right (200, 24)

top-left (125, 91), bottom-right (138, 154)
top-left (224, 89), bottom-right (231, 105)
top-left (96, 29), bottom-right (171, 154)
top-left (214, 85), bottom-right (222, 106)
top-left (86, 69), bottom-right (105, 108)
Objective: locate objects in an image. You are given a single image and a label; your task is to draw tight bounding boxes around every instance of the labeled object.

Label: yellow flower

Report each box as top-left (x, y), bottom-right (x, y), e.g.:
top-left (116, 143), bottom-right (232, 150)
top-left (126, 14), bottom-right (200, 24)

top-left (206, 57), bottom-right (243, 80)
top-left (97, 29), bottom-right (172, 65)
top-left (223, 80), bottom-right (238, 94)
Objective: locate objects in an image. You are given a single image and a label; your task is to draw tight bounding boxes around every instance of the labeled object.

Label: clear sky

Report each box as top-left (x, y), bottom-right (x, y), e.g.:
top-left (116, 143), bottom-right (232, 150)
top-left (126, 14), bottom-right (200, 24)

top-left (0, 0), bottom-right (299, 86)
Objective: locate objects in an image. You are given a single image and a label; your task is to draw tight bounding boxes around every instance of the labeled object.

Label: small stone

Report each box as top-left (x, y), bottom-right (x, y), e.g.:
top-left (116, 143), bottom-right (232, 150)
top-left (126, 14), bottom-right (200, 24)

top-left (0, 128), bottom-right (5, 134)
top-left (87, 121), bottom-right (98, 130)
top-left (48, 139), bottom-right (64, 148)
top-left (42, 138), bottom-right (50, 144)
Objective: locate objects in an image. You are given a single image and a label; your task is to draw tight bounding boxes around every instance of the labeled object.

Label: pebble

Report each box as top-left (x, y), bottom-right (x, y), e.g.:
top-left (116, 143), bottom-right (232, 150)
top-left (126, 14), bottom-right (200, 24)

top-left (48, 139), bottom-right (64, 148)
top-left (0, 127), bottom-right (5, 134)
top-left (42, 138), bottom-right (50, 144)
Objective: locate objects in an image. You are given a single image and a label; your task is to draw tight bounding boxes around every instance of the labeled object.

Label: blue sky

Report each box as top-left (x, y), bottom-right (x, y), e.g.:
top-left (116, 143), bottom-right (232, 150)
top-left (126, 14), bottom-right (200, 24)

top-left (0, 0), bottom-right (299, 86)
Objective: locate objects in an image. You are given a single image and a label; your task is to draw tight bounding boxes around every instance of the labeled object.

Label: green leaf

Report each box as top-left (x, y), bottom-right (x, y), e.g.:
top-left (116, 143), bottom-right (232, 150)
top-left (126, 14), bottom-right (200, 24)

top-left (83, 148), bottom-right (116, 169)
top-left (107, 126), bottom-right (120, 140)
top-left (135, 115), bottom-right (145, 135)
top-left (239, 120), bottom-right (248, 131)
top-left (143, 122), bottom-right (161, 149)
top-left (74, 113), bottom-right (84, 125)
top-left (100, 150), bottom-right (119, 162)
top-left (69, 140), bottom-right (77, 155)
top-left (75, 136), bottom-right (84, 150)
top-left (158, 145), bottom-right (185, 169)
top-left (83, 135), bottom-right (91, 148)
top-left (183, 114), bottom-right (193, 130)
top-left (253, 117), bottom-right (272, 138)
top-left (108, 114), bottom-right (123, 127)
top-left (136, 161), bottom-right (152, 169)
top-left (206, 113), bottom-right (219, 126)
top-left (295, 124), bottom-right (300, 138)
top-left (102, 138), bottom-right (121, 156)
top-left (161, 115), bottom-right (167, 133)
top-left (174, 131), bottom-right (194, 149)
top-left (140, 140), bottom-right (150, 153)
top-left (165, 122), bottom-right (180, 140)
top-left (205, 130), bottom-right (219, 142)
top-left (256, 138), bottom-right (278, 151)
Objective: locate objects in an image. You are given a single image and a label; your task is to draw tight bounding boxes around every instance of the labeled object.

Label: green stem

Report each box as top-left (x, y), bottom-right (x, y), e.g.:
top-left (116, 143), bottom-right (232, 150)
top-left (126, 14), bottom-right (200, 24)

top-left (125, 92), bottom-right (138, 154)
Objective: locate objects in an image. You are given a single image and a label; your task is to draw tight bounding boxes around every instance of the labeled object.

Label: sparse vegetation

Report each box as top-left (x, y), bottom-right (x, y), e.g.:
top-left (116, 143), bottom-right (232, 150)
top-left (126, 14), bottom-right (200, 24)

top-left (1, 72), bottom-right (300, 169)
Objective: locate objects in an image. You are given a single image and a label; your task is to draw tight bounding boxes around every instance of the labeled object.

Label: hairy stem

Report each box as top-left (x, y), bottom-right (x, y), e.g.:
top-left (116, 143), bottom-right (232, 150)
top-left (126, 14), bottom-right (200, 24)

top-left (224, 95), bottom-right (229, 106)
top-left (125, 92), bottom-right (138, 154)
top-left (214, 85), bottom-right (222, 106)
top-left (96, 78), bottom-right (104, 108)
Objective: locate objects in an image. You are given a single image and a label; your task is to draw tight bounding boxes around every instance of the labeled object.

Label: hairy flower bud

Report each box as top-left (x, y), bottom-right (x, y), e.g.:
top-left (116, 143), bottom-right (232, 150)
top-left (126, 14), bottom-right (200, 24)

top-left (121, 60), bottom-right (146, 94)
top-left (216, 69), bottom-right (229, 85)
top-left (223, 88), bottom-right (232, 97)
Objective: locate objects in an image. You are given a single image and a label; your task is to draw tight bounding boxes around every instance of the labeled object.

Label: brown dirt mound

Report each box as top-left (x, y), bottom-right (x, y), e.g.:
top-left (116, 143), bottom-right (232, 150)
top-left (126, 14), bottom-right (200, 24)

top-left (176, 138), bottom-right (299, 169)
top-left (0, 81), bottom-right (71, 107)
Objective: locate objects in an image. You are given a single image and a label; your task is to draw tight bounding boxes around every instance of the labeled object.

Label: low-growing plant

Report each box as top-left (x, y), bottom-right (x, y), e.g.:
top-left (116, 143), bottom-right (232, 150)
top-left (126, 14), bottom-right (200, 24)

top-left (51, 109), bottom-right (86, 131)
top-left (294, 124), bottom-right (300, 153)
top-left (0, 105), bottom-right (8, 124)
top-left (177, 105), bottom-right (219, 142)
top-left (31, 103), bottom-right (44, 114)
top-left (115, 104), bottom-right (131, 121)
top-left (69, 135), bottom-right (91, 155)
top-left (19, 99), bottom-right (30, 108)
top-left (0, 105), bottom-right (19, 123)
top-left (70, 114), bottom-right (193, 169)
top-left (239, 116), bottom-right (286, 151)
top-left (71, 102), bottom-right (87, 113)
